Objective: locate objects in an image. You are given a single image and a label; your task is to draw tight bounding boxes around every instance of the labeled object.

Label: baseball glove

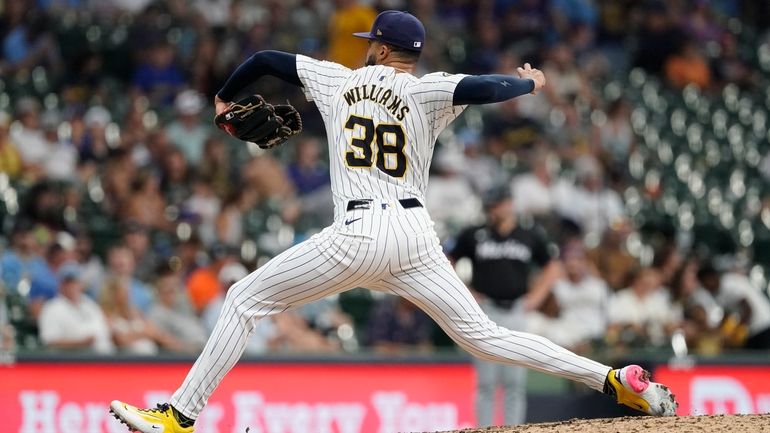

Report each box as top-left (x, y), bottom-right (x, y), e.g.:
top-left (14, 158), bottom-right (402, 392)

top-left (214, 94), bottom-right (302, 149)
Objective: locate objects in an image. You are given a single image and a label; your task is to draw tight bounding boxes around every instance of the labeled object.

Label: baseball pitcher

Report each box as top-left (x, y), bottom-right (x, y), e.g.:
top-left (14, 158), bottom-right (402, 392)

top-left (110, 11), bottom-right (677, 433)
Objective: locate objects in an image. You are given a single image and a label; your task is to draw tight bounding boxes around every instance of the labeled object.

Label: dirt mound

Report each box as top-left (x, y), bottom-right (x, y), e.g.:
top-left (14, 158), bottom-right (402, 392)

top-left (439, 414), bottom-right (770, 433)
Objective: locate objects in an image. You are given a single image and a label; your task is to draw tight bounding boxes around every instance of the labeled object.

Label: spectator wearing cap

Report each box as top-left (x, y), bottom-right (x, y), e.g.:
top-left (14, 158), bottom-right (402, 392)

top-left (186, 244), bottom-right (235, 314)
top-left (448, 185), bottom-right (561, 426)
top-left (147, 265), bottom-right (207, 354)
top-left (0, 111), bottom-right (23, 179)
top-left (38, 264), bottom-right (115, 354)
top-left (77, 106), bottom-right (112, 165)
top-left (28, 233), bottom-right (78, 319)
top-left (167, 90), bottom-right (211, 167)
top-left (10, 98), bottom-right (47, 178)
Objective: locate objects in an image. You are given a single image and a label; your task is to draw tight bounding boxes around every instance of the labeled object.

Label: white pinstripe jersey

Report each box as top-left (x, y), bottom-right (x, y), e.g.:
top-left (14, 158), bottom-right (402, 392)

top-left (296, 54), bottom-right (468, 221)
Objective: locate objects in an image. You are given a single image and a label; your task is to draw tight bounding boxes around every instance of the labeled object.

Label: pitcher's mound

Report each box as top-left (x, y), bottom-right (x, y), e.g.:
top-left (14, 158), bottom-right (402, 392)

top-left (440, 414), bottom-right (770, 433)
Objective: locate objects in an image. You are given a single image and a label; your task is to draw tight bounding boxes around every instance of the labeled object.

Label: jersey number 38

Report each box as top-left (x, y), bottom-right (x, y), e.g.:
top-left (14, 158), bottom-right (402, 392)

top-left (344, 114), bottom-right (407, 178)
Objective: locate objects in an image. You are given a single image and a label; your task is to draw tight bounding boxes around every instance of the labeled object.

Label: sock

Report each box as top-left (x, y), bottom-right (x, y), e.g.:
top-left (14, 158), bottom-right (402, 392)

top-left (171, 405), bottom-right (195, 428)
top-left (602, 368), bottom-right (616, 395)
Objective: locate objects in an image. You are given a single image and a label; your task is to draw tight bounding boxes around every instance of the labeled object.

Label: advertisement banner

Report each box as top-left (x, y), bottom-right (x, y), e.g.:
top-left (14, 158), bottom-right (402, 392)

top-left (654, 365), bottom-right (770, 416)
top-left (0, 362), bottom-right (475, 433)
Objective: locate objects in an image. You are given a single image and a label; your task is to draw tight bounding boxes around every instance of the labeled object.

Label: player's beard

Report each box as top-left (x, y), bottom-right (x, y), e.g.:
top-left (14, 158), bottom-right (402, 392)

top-left (365, 53), bottom-right (376, 66)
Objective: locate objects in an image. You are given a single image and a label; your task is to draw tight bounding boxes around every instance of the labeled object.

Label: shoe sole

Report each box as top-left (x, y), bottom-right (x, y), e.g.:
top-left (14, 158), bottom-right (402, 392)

top-left (653, 382), bottom-right (679, 416)
top-left (110, 407), bottom-right (140, 432)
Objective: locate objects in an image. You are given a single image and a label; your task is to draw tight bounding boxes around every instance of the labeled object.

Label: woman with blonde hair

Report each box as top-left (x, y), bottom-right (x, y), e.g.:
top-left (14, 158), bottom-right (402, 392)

top-left (100, 278), bottom-right (183, 354)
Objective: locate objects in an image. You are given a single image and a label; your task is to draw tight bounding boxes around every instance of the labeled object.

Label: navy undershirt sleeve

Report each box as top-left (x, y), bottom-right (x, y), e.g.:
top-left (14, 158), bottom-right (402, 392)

top-left (217, 50), bottom-right (301, 101)
top-left (452, 75), bottom-right (535, 105)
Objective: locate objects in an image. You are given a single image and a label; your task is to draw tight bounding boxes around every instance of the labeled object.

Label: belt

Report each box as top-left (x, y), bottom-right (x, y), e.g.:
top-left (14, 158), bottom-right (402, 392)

top-left (346, 198), bottom-right (423, 211)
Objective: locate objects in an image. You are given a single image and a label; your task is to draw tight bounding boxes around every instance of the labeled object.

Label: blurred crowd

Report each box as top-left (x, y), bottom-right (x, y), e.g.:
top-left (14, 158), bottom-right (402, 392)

top-left (1, 0), bottom-right (770, 359)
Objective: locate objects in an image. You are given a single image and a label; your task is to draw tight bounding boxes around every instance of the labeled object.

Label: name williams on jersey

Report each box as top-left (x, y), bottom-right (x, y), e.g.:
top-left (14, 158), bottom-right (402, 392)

top-left (343, 84), bottom-right (410, 121)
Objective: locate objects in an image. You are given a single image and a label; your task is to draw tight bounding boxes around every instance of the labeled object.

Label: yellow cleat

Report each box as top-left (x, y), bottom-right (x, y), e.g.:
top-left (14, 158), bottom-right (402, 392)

top-left (109, 400), bottom-right (194, 433)
top-left (604, 365), bottom-right (678, 416)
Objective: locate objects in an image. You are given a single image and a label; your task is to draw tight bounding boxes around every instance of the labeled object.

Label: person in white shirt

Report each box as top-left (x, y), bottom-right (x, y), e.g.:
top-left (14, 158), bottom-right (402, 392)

top-left (10, 98), bottom-right (48, 173)
top-left (554, 155), bottom-right (624, 239)
top-left (698, 263), bottom-right (770, 350)
top-left (512, 151), bottom-right (574, 218)
top-left (608, 267), bottom-right (682, 347)
top-left (147, 267), bottom-right (208, 354)
top-left (40, 111), bottom-right (78, 181)
top-left (527, 240), bottom-right (609, 350)
top-left (167, 90), bottom-right (212, 167)
top-left (425, 148), bottom-right (482, 238)
top-left (457, 128), bottom-right (506, 194)
top-left (38, 264), bottom-right (114, 354)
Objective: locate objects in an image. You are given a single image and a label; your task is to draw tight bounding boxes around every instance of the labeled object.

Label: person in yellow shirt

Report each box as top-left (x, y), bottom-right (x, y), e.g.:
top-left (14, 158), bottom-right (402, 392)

top-left (328, 0), bottom-right (377, 68)
top-left (0, 112), bottom-right (23, 179)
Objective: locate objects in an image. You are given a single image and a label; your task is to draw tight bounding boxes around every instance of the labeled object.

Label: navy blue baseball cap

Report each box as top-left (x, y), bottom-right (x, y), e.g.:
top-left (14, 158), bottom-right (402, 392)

top-left (353, 10), bottom-right (425, 52)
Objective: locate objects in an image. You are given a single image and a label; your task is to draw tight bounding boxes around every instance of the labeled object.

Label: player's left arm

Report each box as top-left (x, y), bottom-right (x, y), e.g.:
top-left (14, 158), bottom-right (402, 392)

top-left (523, 260), bottom-right (563, 312)
top-left (452, 63), bottom-right (546, 105)
top-left (522, 231), bottom-right (563, 312)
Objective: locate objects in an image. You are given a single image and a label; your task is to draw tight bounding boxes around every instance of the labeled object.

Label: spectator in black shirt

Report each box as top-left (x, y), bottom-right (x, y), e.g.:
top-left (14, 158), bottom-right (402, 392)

top-left (449, 185), bottom-right (561, 426)
top-left (633, 1), bottom-right (684, 75)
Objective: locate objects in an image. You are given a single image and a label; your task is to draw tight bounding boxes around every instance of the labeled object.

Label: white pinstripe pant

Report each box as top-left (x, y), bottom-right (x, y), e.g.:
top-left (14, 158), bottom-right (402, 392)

top-left (170, 204), bottom-right (611, 419)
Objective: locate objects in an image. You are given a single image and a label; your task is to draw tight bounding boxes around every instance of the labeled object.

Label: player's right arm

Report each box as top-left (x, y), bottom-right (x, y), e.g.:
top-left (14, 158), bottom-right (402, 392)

top-left (215, 50), bottom-right (301, 113)
top-left (215, 50), bottom-right (351, 119)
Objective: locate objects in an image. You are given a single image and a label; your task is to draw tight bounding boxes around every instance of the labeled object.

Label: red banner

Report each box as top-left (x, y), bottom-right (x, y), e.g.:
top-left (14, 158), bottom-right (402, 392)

top-left (654, 365), bottom-right (770, 416)
top-left (0, 362), bottom-right (475, 433)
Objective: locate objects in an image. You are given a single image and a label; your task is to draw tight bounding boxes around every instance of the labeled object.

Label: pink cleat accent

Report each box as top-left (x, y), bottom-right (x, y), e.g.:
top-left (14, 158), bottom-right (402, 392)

top-left (624, 364), bottom-right (650, 393)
